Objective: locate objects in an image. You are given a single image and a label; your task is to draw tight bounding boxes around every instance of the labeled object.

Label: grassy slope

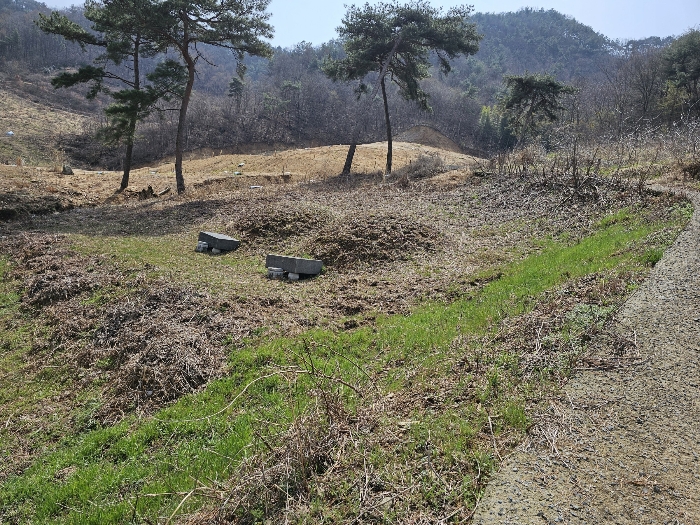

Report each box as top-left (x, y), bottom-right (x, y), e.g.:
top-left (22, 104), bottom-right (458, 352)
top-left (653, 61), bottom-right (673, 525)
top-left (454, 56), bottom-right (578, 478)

top-left (0, 201), bottom-right (691, 523)
top-left (0, 90), bottom-right (89, 167)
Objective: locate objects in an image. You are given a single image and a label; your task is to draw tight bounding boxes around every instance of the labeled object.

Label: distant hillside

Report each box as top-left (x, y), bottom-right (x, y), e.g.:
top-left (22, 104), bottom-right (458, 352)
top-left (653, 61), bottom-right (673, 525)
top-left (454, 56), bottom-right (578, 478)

top-left (438, 9), bottom-right (620, 103)
top-left (0, 0), bottom-right (46, 13)
top-left (0, 89), bottom-right (90, 166)
top-left (472, 9), bottom-right (615, 79)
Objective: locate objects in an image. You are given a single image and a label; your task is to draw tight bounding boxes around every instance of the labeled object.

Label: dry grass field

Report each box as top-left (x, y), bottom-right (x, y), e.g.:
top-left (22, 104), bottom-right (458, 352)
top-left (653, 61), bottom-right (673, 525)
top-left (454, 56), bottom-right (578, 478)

top-left (0, 89), bottom-right (91, 167)
top-left (0, 137), bottom-right (477, 199)
top-left (0, 127), bottom-right (480, 222)
top-left (0, 100), bottom-right (695, 523)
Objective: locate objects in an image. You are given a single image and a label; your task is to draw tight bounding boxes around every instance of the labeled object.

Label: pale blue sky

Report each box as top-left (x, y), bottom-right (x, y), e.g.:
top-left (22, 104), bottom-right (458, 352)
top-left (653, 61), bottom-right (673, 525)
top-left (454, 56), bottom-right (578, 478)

top-left (41, 0), bottom-right (699, 48)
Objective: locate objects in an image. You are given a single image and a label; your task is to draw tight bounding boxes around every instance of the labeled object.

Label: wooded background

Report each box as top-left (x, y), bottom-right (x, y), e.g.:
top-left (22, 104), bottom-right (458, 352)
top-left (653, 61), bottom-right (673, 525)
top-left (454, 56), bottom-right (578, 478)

top-left (1, 0), bottom-right (697, 169)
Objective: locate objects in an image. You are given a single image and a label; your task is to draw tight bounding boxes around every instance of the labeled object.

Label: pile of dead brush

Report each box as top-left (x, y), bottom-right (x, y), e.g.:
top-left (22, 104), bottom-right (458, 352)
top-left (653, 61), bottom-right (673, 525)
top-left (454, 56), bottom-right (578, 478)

top-left (235, 203), bottom-right (333, 241)
top-left (306, 212), bottom-right (441, 268)
top-left (1, 234), bottom-right (254, 424)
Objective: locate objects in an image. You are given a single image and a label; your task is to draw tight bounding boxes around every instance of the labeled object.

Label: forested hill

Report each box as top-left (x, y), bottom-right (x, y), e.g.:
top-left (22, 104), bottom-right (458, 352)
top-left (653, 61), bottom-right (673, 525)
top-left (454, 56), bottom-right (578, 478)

top-left (471, 9), bottom-right (615, 79)
top-left (0, 0), bottom-right (45, 14)
top-left (0, 3), bottom-right (685, 167)
top-left (433, 8), bottom-right (621, 103)
top-left (0, 5), bottom-right (662, 88)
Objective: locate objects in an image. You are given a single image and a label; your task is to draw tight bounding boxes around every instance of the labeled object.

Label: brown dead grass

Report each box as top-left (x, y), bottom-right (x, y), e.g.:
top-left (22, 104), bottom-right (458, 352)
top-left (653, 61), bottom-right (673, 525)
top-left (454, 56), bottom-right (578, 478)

top-left (236, 202), bottom-right (333, 241)
top-left (305, 212), bottom-right (441, 268)
top-left (0, 89), bottom-right (90, 166)
top-left (84, 283), bottom-right (233, 423)
top-left (1, 234), bottom-right (245, 424)
top-left (0, 134), bottom-right (478, 222)
top-left (2, 170), bottom-right (652, 426)
top-left (0, 140), bottom-right (676, 491)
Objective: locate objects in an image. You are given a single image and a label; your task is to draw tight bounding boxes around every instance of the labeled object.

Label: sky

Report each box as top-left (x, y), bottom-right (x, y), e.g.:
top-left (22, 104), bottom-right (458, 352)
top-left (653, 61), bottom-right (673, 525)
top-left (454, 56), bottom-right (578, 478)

top-left (40, 0), bottom-right (700, 49)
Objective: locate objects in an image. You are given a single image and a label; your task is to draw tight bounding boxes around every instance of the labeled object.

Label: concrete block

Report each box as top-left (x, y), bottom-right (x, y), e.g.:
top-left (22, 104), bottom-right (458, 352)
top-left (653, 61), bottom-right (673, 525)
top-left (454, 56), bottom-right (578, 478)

top-left (198, 231), bottom-right (240, 252)
top-left (268, 267), bottom-right (284, 279)
top-left (265, 254), bottom-right (323, 276)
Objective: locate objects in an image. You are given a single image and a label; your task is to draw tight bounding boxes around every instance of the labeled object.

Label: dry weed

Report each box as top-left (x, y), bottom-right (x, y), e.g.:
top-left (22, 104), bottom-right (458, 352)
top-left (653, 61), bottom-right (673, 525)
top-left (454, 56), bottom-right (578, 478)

top-left (305, 212), bottom-right (441, 268)
top-left (391, 153), bottom-right (448, 180)
top-left (235, 203), bottom-right (333, 241)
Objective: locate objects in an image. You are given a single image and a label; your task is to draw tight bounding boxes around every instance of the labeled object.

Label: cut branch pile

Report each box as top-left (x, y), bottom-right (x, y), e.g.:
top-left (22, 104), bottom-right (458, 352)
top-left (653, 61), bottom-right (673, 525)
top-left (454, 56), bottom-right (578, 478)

top-left (86, 285), bottom-right (232, 423)
top-left (306, 212), bottom-right (441, 268)
top-left (235, 203), bottom-right (333, 241)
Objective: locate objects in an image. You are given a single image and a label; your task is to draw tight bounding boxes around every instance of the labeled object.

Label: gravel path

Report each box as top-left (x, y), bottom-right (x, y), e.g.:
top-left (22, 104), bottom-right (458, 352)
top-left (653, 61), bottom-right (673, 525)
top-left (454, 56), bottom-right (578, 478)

top-left (474, 188), bottom-right (700, 525)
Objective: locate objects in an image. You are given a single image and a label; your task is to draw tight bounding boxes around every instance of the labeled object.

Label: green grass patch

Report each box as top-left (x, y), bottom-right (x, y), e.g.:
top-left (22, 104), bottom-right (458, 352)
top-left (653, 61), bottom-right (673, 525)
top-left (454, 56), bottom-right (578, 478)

top-left (70, 233), bottom-right (262, 290)
top-left (0, 207), bottom-right (688, 523)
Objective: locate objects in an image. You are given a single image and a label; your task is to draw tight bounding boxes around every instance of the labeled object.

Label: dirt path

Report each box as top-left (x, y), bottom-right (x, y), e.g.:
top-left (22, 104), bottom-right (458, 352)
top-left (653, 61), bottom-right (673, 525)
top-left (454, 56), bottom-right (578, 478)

top-left (474, 188), bottom-right (700, 525)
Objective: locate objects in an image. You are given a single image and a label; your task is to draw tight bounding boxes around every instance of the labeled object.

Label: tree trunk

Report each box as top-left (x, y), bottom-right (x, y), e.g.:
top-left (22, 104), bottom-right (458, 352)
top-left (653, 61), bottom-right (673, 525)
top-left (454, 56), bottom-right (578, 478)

top-left (175, 59), bottom-right (195, 194)
top-left (517, 101), bottom-right (535, 148)
top-left (342, 36), bottom-right (403, 176)
top-left (342, 143), bottom-right (357, 175)
top-left (381, 76), bottom-right (392, 177)
top-left (120, 34), bottom-right (141, 191)
top-left (120, 139), bottom-right (134, 190)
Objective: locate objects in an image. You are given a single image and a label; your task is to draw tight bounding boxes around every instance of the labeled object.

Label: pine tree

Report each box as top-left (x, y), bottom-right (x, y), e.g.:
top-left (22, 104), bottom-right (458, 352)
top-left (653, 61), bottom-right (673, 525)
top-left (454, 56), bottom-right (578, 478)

top-left (322, 1), bottom-right (480, 175)
top-left (663, 29), bottom-right (700, 117)
top-left (501, 73), bottom-right (577, 146)
top-left (143, 0), bottom-right (273, 193)
top-left (37, 0), bottom-right (184, 190)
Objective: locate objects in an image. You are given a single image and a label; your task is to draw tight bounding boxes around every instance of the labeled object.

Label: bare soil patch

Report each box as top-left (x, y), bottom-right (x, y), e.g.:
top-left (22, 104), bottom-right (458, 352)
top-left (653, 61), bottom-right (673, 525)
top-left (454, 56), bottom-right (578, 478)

top-left (396, 124), bottom-right (464, 154)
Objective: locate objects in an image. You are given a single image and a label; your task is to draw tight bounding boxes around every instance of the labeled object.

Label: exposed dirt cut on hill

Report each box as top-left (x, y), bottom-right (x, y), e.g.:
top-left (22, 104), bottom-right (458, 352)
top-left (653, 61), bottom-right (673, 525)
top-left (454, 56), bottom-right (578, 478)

top-left (396, 124), bottom-right (464, 153)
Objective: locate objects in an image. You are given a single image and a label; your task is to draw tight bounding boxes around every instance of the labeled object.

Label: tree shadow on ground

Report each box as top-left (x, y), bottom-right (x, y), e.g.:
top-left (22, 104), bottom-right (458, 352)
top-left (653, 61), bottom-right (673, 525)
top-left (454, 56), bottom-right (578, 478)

top-left (0, 197), bottom-right (237, 238)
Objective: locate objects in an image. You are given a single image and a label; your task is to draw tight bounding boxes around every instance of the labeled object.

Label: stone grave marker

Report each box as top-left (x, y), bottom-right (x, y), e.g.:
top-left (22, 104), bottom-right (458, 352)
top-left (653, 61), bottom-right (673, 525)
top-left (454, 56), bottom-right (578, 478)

top-left (265, 254), bottom-right (323, 278)
top-left (196, 232), bottom-right (241, 253)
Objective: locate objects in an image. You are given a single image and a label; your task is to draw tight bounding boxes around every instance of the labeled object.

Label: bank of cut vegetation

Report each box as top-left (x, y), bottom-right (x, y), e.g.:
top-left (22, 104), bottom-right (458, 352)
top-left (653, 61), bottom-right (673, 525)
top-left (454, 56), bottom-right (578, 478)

top-left (1, 0), bottom-right (700, 523)
top-left (0, 155), bottom-right (694, 522)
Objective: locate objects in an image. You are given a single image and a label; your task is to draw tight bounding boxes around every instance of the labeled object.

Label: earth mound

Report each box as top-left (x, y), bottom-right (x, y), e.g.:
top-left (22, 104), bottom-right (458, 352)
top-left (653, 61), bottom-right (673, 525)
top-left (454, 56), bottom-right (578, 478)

top-left (306, 212), bottom-right (441, 268)
top-left (235, 203), bottom-right (334, 241)
top-left (395, 125), bottom-right (463, 153)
